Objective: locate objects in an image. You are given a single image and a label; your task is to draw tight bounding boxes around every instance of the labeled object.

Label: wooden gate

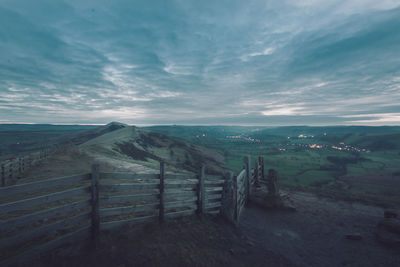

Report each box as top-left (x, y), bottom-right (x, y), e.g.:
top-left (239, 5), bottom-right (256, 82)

top-left (234, 169), bottom-right (247, 223)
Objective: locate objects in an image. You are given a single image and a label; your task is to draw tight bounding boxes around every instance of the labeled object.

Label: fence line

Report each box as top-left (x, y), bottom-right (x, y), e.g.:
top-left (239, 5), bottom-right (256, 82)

top-left (0, 162), bottom-right (226, 266)
top-left (0, 155), bottom-right (268, 265)
top-left (0, 148), bottom-right (54, 187)
top-left (230, 156), bottom-right (271, 224)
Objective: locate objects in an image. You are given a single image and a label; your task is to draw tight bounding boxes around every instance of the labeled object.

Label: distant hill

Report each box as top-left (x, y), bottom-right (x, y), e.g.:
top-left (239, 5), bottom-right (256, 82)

top-left (0, 124), bottom-right (97, 159)
top-left (0, 123), bottom-right (227, 173)
top-left (0, 124), bottom-right (97, 132)
top-left (57, 122), bottom-right (128, 145)
top-left (145, 125), bottom-right (400, 151)
top-left (145, 125), bottom-right (259, 142)
top-left (250, 126), bottom-right (400, 137)
top-left (79, 123), bottom-right (226, 173)
top-left (146, 125), bottom-right (400, 140)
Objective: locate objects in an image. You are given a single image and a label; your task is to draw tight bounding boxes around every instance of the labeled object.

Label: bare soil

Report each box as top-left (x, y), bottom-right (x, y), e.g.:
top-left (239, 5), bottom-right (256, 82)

top-left (240, 190), bottom-right (400, 267)
top-left (6, 146), bottom-right (400, 266)
top-left (7, 188), bottom-right (400, 267)
top-left (26, 215), bottom-right (295, 267)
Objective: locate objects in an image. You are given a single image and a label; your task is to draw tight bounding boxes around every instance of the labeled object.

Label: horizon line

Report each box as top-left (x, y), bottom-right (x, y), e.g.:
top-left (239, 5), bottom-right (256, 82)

top-left (0, 122), bottom-right (400, 127)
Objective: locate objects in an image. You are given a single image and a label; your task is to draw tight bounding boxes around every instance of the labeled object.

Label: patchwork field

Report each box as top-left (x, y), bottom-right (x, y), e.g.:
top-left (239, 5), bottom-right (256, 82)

top-left (148, 125), bottom-right (400, 206)
top-left (1, 124), bottom-right (400, 206)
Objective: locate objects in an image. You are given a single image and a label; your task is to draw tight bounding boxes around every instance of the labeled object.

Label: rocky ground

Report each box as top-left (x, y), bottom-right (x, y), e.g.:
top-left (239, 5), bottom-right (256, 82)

top-left (7, 188), bottom-right (400, 267)
top-left (240, 190), bottom-right (400, 267)
top-left (26, 215), bottom-right (294, 267)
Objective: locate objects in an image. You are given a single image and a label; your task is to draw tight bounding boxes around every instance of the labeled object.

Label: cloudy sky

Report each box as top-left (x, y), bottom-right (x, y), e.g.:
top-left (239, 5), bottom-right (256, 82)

top-left (1, 0), bottom-right (400, 126)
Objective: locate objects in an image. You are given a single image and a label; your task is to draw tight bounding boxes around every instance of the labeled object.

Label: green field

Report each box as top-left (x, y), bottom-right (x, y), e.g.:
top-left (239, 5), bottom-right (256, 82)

top-left (1, 124), bottom-right (400, 206)
top-left (147, 125), bottom-right (400, 206)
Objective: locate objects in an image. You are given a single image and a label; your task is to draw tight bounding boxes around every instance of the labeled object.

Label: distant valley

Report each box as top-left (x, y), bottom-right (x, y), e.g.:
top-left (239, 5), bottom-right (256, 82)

top-left (1, 123), bottom-right (400, 206)
top-left (146, 125), bottom-right (400, 206)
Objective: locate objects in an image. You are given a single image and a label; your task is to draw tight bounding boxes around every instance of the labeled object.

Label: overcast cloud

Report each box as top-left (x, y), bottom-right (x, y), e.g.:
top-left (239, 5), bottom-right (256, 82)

top-left (0, 0), bottom-right (400, 125)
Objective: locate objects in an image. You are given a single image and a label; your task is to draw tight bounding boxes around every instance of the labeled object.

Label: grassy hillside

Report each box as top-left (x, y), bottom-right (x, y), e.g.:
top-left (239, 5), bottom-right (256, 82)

top-left (80, 125), bottom-right (226, 174)
top-left (0, 123), bottom-right (227, 175)
top-left (2, 123), bottom-right (399, 205)
top-left (146, 125), bottom-right (400, 206)
top-left (0, 124), bottom-right (97, 159)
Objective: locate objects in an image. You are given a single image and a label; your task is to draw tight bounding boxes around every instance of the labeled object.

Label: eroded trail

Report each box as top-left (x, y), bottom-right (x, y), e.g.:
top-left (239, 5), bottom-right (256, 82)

top-left (239, 191), bottom-right (400, 267)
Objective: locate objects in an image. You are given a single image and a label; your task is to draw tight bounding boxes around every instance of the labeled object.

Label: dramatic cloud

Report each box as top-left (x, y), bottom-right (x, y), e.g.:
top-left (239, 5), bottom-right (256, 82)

top-left (0, 0), bottom-right (399, 125)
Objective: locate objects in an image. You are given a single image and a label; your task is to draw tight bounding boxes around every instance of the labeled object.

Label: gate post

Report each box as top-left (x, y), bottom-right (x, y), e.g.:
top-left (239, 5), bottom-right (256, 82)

top-left (159, 161), bottom-right (165, 223)
top-left (259, 156), bottom-right (265, 180)
top-left (197, 165), bottom-right (205, 215)
top-left (91, 164), bottom-right (100, 242)
top-left (221, 171), bottom-right (234, 223)
top-left (1, 164), bottom-right (5, 187)
top-left (18, 158), bottom-right (22, 175)
top-left (22, 157), bottom-right (25, 173)
top-left (254, 161), bottom-right (259, 187)
top-left (244, 156), bottom-right (250, 202)
top-left (233, 174), bottom-right (238, 225)
top-left (9, 162), bottom-right (13, 179)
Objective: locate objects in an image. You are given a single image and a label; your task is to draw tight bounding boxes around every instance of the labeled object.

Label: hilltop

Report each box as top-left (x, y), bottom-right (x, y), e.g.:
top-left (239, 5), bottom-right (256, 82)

top-left (2, 122), bottom-right (226, 183)
top-left (79, 122), bottom-right (225, 174)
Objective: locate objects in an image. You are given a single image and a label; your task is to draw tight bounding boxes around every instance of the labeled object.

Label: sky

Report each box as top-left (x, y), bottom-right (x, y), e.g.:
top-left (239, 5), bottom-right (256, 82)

top-left (1, 0), bottom-right (400, 126)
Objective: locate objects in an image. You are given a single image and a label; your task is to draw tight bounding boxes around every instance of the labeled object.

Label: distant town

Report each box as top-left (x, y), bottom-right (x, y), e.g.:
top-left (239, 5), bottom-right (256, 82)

top-left (218, 133), bottom-right (371, 153)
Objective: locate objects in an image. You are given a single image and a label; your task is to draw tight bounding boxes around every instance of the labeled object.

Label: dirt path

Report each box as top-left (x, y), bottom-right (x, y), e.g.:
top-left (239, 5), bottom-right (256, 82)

top-left (26, 216), bottom-right (295, 267)
top-left (239, 191), bottom-right (400, 267)
top-left (7, 188), bottom-right (399, 266)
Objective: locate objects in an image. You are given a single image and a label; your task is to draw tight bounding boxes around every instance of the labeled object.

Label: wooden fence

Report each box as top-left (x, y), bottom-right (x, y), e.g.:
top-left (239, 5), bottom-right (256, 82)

top-left (0, 162), bottom-right (225, 266)
top-left (0, 148), bottom-right (53, 187)
top-left (231, 156), bottom-right (252, 223)
top-left (230, 156), bottom-right (271, 224)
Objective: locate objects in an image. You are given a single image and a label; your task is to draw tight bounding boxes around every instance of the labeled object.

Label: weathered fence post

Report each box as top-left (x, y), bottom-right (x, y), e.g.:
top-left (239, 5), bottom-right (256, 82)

top-left (91, 164), bottom-right (100, 242)
top-left (1, 164), bottom-right (5, 187)
top-left (201, 165), bottom-right (206, 214)
top-left (267, 169), bottom-right (279, 196)
top-left (254, 161), bottom-right (259, 187)
top-left (9, 162), bottom-right (13, 179)
top-left (197, 165), bottom-right (205, 215)
top-left (259, 156), bottom-right (265, 180)
top-left (159, 161), bottom-right (165, 223)
top-left (233, 174), bottom-right (238, 225)
top-left (18, 158), bottom-right (22, 175)
top-left (22, 157), bottom-right (25, 173)
top-left (244, 156), bottom-right (250, 202)
top-left (222, 171), bottom-right (234, 223)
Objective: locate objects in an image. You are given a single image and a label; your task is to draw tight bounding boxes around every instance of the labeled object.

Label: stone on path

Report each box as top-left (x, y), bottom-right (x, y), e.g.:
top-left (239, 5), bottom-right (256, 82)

top-left (345, 233), bottom-right (362, 241)
top-left (384, 209), bottom-right (398, 219)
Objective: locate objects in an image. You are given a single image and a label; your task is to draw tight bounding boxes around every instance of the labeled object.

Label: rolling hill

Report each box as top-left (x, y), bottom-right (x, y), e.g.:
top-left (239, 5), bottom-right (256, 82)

top-left (2, 122), bottom-right (227, 183)
top-left (79, 122), bottom-right (226, 174)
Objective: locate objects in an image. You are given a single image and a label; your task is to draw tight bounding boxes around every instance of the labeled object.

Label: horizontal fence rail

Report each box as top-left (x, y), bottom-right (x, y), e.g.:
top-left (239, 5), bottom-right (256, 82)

top-left (0, 173), bottom-right (90, 199)
top-left (0, 162), bottom-right (227, 266)
top-left (99, 172), bottom-right (159, 180)
top-left (0, 185), bottom-right (91, 216)
top-left (0, 154), bottom-right (266, 266)
top-left (0, 148), bottom-right (56, 187)
top-left (0, 171), bottom-right (92, 266)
